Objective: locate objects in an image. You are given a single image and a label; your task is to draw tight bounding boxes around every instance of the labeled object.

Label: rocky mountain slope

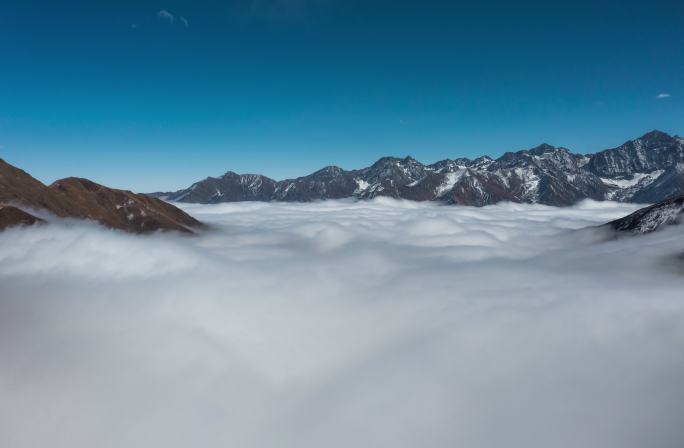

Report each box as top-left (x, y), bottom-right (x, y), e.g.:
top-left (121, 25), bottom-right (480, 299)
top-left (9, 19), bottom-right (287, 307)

top-left (608, 195), bottom-right (684, 234)
top-left (156, 130), bottom-right (684, 207)
top-left (0, 205), bottom-right (45, 230)
top-left (0, 159), bottom-right (201, 233)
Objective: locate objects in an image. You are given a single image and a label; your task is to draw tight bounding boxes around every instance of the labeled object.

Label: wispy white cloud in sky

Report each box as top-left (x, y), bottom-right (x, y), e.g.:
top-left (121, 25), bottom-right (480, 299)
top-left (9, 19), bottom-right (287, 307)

top-left (157, 10), bottom-right (175, 23)
top-left (179, 16), bottom-right (189, 27)
top-left (656, 93), bottom-right (672, 99)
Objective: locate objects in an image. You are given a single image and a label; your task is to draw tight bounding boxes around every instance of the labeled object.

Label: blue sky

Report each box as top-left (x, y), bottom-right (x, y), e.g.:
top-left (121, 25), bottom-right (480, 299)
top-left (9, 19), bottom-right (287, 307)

top-left (1, 0), bottom-right (682, 191)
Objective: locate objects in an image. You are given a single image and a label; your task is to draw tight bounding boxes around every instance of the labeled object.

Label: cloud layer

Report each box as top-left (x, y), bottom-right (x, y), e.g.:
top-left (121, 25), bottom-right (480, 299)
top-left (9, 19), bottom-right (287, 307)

top-left (1, 199), bottom-right (684, 448)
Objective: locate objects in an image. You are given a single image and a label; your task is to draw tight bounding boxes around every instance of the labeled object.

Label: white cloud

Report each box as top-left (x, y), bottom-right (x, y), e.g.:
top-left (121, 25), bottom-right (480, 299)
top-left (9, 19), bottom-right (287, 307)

top-left (157, 9), bottom-right (175, 23)
top-left (656, 93), bottom-right (672, 99)
top-left (1, 199), bottom-right (684, 448)
top-left (179, 16), bottom-right (189, 27)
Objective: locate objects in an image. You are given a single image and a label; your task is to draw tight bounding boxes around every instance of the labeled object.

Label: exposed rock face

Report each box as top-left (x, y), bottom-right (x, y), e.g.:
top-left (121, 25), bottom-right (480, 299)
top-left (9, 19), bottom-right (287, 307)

top-left (0, 206), bottom-right (44, 231)
top-left (586, 130), bottom-right (684, 178)
top-left (608, 195), bottom-right (684, 234)
top-left (0, 159), bottom-right (201, 234)
top-left (441, 143), bottom-right (605, 206)
top-left (159, 131), bottom-right (684, 207)
top-left (168, 172), bottom-right (279, 203)
top-left (628, 163), bottom-right (684, 204)
top-left (274, 166), bottom-right (358, 201)
top-left (586, 130), bottom-right (684, 203)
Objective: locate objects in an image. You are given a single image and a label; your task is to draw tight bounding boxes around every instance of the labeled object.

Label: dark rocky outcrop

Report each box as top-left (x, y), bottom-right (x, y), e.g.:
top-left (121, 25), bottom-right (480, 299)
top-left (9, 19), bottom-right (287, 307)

top-left (608, 195), bottom-right (684, 234)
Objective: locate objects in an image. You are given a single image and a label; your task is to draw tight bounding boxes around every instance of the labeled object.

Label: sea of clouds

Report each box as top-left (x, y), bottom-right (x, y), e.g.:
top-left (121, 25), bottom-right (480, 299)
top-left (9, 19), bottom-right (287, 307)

top-left (1, 199), bottom-right (684, 448)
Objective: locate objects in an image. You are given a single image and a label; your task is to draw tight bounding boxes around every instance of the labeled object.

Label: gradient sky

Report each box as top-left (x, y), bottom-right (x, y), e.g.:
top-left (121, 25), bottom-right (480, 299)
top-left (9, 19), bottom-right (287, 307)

top-left (1, 0), bottom-right (682, 191)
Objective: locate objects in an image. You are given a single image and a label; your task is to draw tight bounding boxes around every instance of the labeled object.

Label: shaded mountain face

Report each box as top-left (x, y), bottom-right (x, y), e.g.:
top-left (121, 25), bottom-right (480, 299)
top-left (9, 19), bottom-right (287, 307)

top-left (160, 130), bottom-right (684, 207)
top-left (586, 130), bottom-right (684, 203)
top-left (607, 195), bottom-right (684, 234)
top-left (168, 172), bottom-right (279, 203)
top-left (586, 130), bottom-right (684, 178)
top-left (0, 205), bottom-right (45, 231)
top-left (275, 166), bottom-right (359, 201)
top-left (0, 159), bottom-right (201, 233)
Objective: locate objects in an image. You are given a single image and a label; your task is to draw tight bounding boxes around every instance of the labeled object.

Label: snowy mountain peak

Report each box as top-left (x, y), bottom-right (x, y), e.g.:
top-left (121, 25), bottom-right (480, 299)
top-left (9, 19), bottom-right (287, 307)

top-left (528, 143), bottom-right (559, 154)
top-left (638, 129), bottom-right (674, 142)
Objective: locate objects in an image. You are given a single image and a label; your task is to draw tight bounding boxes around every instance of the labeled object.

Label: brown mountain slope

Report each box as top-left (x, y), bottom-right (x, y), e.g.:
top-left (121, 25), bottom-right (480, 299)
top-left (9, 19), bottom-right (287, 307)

top-left (0, 158), bottom-right (81, 217)
top-left (0, 205), bottom-right (45, 230)
top-left (0, 158), bottom-right (201, 234)
top-left (50, 177), bottom-right (202, 233)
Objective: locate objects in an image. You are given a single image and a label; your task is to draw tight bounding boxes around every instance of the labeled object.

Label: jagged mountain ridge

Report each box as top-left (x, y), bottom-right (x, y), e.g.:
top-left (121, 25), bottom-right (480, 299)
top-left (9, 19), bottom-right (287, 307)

top-left (156, 130), bottom-right (684, 207)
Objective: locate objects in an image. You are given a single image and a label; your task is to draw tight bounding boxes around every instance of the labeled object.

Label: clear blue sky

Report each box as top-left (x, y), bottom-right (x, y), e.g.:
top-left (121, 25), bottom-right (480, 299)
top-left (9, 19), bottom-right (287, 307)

top-left (1, 0), bottom-right (682, 191)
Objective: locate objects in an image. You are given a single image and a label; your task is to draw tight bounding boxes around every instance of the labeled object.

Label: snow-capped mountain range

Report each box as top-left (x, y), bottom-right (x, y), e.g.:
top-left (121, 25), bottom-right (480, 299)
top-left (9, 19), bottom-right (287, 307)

top-left (155, 130), bottom-right (684, 207)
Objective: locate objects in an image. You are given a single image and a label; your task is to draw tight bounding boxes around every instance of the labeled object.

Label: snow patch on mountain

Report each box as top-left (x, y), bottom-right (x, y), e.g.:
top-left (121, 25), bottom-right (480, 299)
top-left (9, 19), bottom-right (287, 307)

top-left (600, 171), bottom-right (664, 189)
top-left (435, 170), bottom-right (466, 197)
